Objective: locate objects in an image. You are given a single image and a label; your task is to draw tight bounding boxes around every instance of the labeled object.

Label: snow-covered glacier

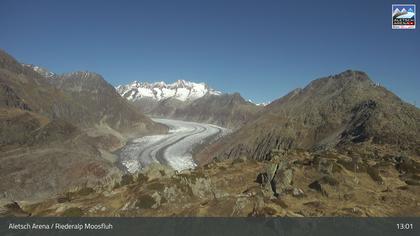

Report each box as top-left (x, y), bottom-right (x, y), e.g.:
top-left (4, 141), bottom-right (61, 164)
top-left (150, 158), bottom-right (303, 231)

top-left (119, 118), bottom-right (228, 172)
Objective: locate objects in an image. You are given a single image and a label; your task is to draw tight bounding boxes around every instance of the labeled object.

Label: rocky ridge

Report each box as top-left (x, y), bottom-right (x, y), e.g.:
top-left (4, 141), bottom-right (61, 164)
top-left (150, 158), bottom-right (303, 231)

top-left (198, 70), bottom-right (420, 162)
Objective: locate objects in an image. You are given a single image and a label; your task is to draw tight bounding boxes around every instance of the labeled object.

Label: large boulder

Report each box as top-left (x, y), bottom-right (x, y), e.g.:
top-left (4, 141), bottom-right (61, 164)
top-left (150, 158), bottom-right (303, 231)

top-left (272, 168), bottom-right (293, 194)
top-left (257, 150), bottom-right (294, 196)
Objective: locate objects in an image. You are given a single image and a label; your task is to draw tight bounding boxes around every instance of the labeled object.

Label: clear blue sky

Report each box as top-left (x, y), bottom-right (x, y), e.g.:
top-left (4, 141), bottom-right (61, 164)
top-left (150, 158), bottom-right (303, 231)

top-left (0, 0), bottom-right (419, 105)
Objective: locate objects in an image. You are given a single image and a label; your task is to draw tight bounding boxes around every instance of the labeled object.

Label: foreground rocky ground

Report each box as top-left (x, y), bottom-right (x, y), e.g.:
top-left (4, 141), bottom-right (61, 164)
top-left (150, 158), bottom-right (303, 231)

top-left (2, 146), bottom-right (419, 217)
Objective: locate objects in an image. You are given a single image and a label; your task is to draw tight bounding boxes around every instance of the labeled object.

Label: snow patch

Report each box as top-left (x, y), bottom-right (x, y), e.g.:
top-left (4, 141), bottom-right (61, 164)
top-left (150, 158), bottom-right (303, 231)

top-left (116, 80), bottom-right (222, 102)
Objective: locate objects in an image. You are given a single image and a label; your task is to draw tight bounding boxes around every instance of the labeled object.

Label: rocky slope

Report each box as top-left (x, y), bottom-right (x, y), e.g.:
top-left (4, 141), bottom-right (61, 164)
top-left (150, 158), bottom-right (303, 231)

top-left (22, 64), bottom-right (56, 78)
top-left (1, 50), bottom-right (166, 137)
top-left (197, 70), bottom-right (420, 162)
top-left (0, 49), bottom-right (166, 201)
top-left (0, 109), bottom-right (121, 201)
top-left (170, 93), bottom-right (262, 128)
top-left (3, 149), bottom-right (419, 217)
top-left (49, 71), bottom-right (166, 137)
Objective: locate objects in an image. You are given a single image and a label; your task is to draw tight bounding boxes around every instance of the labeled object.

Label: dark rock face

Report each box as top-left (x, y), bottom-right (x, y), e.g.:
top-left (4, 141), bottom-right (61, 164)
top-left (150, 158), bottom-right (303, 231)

top-left (340, 100), bottom-right (377, 143)
top-left (308, 180), bottom-right (327, 196)
top-left (206, 70), bottom-right (420, 161)
top-left (256, 172), bottom-right (268, 184)
top-left (0, 201), bottom-right (30, 217)
top-left (0, 83), bottom-right (31, 111)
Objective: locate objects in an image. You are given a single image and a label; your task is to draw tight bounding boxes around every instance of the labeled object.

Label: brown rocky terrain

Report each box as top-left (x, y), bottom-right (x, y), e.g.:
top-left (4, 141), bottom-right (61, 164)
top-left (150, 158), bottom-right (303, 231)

top-left (197, 70), bottom-right (420, 163)
top-left (0, 49), bottom-right (167, 201)
top-left (0, 107), bottom-right (121, 201)
top-left (2, 148), bottom-right (419, 217)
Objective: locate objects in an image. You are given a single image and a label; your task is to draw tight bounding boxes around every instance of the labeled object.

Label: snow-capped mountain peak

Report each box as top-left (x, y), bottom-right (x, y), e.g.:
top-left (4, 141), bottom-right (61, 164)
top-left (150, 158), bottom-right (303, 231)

top-left (22, 64), bottom-right (56, 78)
top-left (116, 80), bottom-right (222, 102)
top-left (247, 99), bottom-right (268, 106)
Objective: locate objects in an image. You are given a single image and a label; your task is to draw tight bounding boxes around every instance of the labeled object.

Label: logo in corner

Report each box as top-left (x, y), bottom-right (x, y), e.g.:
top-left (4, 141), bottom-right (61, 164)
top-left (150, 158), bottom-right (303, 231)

top-left (392, 4), bottom-right (416, 29)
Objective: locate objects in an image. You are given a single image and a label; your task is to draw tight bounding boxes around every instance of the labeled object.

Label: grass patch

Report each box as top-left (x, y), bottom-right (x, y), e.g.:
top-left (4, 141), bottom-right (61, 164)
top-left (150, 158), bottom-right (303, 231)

top-left (367, 166), bottom-right (383, 183)
top-left (61, 207), bottom-right (84, 217)
top-left (321, 175), bottom-right (339, 186)
top-left (76, 187), bottom-right (95, 196)
top-left (219, 166), bottom-right (227, 171)
top-left (147, 182), bottom-right (165, 191)
top-left (137, 173), bottom-right (149, 183)
top-left (135, 194), bottom-right (156, 209)
top-left (120, 174), bottom-right (134, 186)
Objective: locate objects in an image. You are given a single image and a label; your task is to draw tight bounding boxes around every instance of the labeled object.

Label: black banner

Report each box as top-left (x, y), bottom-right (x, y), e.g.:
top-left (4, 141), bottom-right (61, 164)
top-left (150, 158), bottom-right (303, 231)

top-left (0, 217), bottom-right (419, 236)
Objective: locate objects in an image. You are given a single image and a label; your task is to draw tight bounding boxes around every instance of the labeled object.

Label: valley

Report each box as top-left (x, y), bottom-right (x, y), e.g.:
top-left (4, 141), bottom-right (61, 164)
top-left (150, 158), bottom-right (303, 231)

top-left (1, 49), bottom-right (419, 217)
top-left (119, 118), bottom-right (227, 172)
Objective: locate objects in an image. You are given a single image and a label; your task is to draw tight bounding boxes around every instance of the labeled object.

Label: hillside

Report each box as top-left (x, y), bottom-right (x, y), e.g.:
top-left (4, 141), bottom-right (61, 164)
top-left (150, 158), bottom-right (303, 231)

top-left (0, 49), bottom-right (167, 200)
top-left (1, 50), bottom-right (166, 137)
top-left (196, 70), bottom-right (420, 162)
top-left (50, 71), bottom-right (166, 137)
top-left (171, 93), bottom-right (262, 128)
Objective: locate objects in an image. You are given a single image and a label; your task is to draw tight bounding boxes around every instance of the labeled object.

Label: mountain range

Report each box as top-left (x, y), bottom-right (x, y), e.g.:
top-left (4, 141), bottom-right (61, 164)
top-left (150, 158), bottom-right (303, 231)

top-left (1, 49), bottom-right (420, 217)
top-left (117, 80), bottom-right (262, 128)
top-left (117, 80), bottom-right (222, 102)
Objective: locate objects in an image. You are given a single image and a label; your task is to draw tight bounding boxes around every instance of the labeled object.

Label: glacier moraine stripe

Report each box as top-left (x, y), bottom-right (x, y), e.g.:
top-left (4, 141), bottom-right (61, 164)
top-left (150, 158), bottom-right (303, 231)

top-left (118, 118), bottom-right (226, 172)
